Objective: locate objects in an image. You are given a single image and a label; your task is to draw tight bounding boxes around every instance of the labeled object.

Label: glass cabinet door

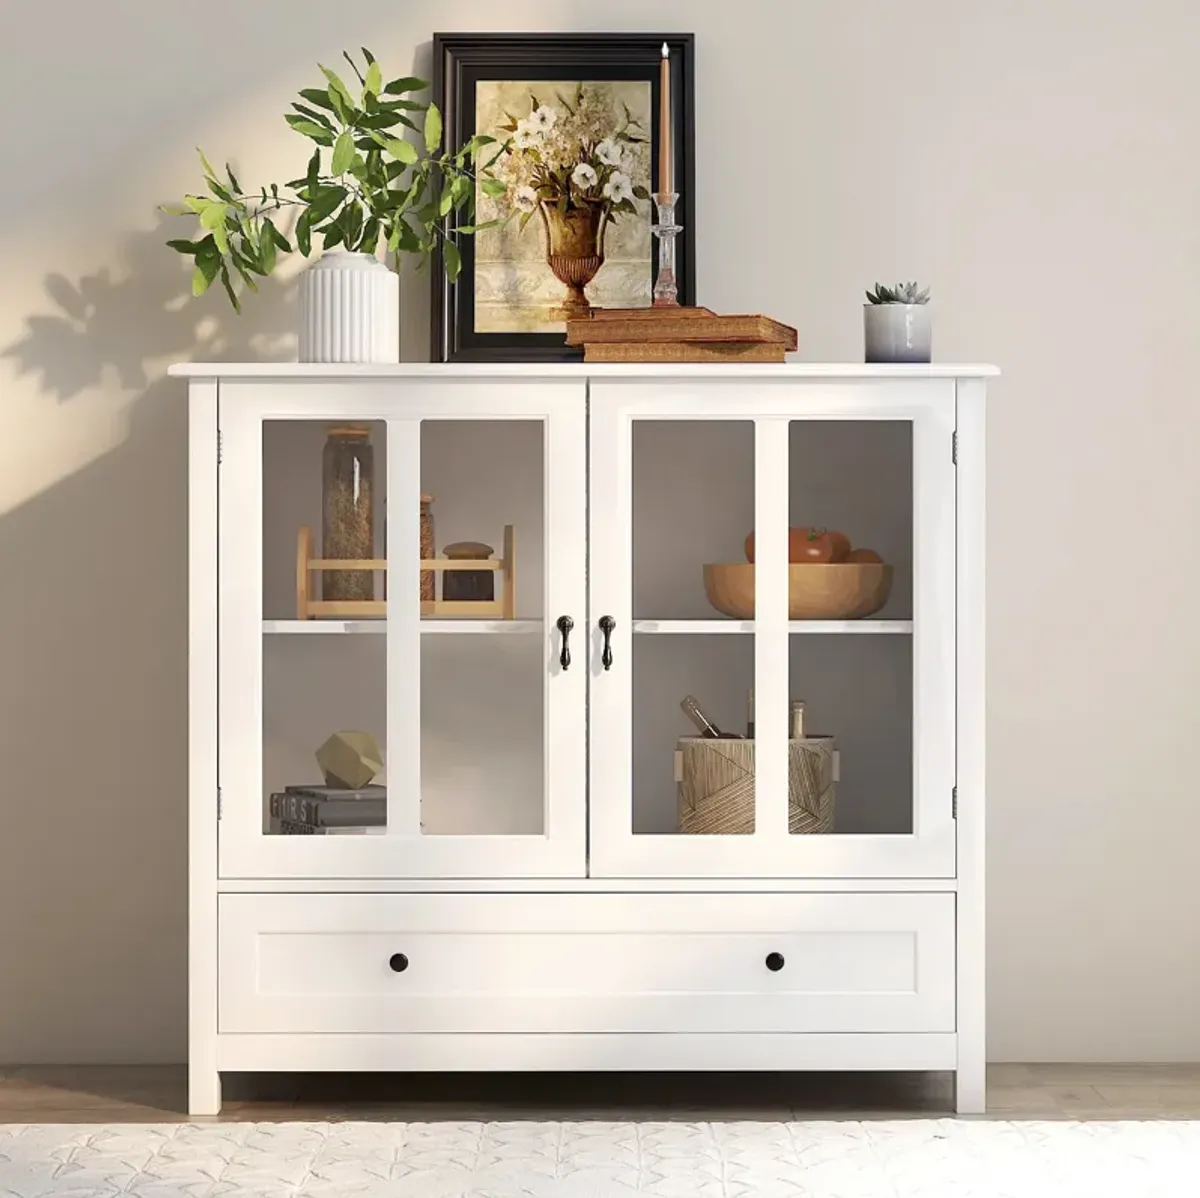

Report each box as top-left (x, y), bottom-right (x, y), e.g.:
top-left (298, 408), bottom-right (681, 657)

top-left (588, 381), bottom-right (956, 878)
top-left (218, 381), bottom-right (586, 879)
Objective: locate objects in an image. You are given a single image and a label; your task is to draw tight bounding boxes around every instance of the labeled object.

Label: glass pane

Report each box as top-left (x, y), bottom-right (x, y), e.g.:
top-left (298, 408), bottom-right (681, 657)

top-left (634, 635), bottom-right (755, 834)
top-left (262, 419), bottom-right (389, 838)
top-left (631, 419), bottom-right (755, 834)
top-left (418, 419), bottom-right (545, 835)
top-left (786, 419), bottom-right (914, 835)
top-left (788, 637), bottom-right (912, 834)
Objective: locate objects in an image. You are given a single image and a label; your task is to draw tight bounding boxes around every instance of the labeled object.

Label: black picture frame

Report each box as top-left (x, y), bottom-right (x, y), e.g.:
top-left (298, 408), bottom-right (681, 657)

top-left (431, 32), bottom-right (695, 363)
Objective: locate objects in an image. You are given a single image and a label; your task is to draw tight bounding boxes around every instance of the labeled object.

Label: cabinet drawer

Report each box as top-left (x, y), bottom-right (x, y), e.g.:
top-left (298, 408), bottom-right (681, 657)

top-left (218, 892), bottom-right (955, 1034)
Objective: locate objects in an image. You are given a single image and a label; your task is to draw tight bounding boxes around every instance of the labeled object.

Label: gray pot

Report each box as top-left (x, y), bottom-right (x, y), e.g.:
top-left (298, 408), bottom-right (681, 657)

top-left (863, 304), bottom-right (931, 364)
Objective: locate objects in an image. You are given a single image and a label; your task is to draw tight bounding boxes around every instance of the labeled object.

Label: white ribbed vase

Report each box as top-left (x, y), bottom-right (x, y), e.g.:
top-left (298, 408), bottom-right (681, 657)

top-left (297, 251), bottom-right (400, 363)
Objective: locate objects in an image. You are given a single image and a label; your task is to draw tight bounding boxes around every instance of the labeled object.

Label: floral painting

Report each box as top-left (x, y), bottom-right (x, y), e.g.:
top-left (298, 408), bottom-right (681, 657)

top-left (473, 80), bottom-right (653, 333)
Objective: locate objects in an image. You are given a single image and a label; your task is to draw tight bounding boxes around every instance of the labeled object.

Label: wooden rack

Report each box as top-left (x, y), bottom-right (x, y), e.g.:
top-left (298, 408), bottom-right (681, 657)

top-left (296, 525), bottom-right (515, 620)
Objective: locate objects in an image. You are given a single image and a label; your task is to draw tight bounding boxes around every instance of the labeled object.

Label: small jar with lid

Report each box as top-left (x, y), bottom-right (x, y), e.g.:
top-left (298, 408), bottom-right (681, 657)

top-left (441, 541), bottom-right (495, 602)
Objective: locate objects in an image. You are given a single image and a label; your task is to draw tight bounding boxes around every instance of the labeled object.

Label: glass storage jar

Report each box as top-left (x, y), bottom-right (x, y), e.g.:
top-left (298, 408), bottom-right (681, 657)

top-left (322, 427), bottom-right (375, 602)
top-left (420, 495), bottom-right (435, 602)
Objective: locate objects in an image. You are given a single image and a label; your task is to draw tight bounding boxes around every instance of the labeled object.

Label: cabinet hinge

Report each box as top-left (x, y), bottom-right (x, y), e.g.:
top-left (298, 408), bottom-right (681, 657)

top-left (952, 430), bottom-right (958, 465)
top-left (217, 429), bottom-right (223, 466)
top-left (217, 787), bottom-right (223, 821)
top-left (952, 785), bottom-right (958, 819)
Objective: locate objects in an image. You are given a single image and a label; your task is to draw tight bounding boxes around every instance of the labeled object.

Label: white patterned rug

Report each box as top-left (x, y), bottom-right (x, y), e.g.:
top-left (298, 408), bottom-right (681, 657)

top-left (1, 1119), bottom-right (1198, 1196)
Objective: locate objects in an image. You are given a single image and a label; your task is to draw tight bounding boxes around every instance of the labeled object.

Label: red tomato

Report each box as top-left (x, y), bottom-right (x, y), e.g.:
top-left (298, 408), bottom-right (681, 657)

top-left (745, 527), bottom-right (852, 563)
top-left (792, 528), bottom-right (837, 562)
top-left (846, 547), bottom-right (883, 564)
top-left (824, 530), bottom-right (852, 562)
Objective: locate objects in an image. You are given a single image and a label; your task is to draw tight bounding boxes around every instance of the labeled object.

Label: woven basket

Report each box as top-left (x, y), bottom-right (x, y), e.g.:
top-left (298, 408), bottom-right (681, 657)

top-left (676, 737), bottom-right (837, 835)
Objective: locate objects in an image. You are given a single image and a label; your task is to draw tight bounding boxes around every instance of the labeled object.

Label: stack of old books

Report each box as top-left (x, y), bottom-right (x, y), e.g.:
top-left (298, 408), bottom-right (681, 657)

top-left (267, 784), bottom-right (386, 835)
top-left (565, 307), bottom-right (798, 363)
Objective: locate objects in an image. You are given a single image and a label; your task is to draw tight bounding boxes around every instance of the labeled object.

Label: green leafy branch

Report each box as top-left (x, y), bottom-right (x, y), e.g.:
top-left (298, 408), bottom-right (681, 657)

top-left (162, 48), bottom-right (508, 310)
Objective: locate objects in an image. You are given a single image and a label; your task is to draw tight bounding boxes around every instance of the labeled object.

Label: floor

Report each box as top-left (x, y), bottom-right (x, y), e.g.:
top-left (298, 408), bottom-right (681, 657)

top-left (4, 1117), bottom-right (1198, 1197)
top-left (2, 1065), bottom-right (1200, 1123)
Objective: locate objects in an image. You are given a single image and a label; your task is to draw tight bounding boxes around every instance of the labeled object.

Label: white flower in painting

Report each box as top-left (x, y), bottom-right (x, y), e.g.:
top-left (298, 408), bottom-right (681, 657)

top-left (528, 105), bottom-right (559, 134)
top-left (595, 138), bottom-right (622, 166)
top-left (571, 162), bottom-right (598, 190)
top-left (602, 170), bottom-right (633, 204)
top-left (513, 185), bottom-right (538, 213)
top-left (513, 119), bottom-right (542, 150)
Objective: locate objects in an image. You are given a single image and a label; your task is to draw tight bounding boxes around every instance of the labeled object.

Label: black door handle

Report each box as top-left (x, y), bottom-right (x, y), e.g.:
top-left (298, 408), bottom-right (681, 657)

top-left (556, 615), bottom-right (574, 670)
top-left (599, 615), bottom-right (616, 671)
top-left (389, 953), bottom-right (409, 973)
top-left (765, 952), bottom-right (785, 972)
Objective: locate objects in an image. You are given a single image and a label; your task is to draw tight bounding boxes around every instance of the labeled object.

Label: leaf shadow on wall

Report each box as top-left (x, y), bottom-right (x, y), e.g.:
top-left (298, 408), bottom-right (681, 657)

top-left (2, 214), bottom-right (297, 400)
top-left (0, 214), bottom-right (295, 1062)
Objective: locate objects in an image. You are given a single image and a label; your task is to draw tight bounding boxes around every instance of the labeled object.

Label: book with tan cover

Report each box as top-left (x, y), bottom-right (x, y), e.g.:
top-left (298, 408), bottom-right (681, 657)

top-left (566, 306), bottom-right (797, 356)
top-left (581, 341), bottom-right (788, 363)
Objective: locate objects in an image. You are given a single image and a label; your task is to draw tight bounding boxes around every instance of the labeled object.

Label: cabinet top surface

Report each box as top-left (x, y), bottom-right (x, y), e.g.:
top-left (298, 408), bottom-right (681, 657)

top-left (169, 362), bottom-right (998, 380)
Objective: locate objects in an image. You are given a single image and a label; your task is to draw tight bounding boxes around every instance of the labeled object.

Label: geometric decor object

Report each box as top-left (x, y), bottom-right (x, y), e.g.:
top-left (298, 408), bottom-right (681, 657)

top-left (315, 731), bottom-right (384, 790)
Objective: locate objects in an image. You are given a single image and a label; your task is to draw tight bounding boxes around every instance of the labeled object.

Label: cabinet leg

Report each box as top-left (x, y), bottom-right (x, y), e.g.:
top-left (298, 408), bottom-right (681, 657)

top-left (955, 1061), bottom-right (986, 1115)
top-left (189, 1068), bottom-right (222, 1117)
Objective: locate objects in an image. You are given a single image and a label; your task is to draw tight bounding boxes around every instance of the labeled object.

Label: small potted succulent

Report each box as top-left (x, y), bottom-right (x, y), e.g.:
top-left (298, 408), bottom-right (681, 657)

top-left (162, 48), bottom-right (507, 363)
top-left (863, 281), bottom-right (931, 364)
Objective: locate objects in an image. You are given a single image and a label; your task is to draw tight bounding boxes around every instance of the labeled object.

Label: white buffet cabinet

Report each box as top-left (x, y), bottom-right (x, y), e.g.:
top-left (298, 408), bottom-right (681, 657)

top-left (173, 362), bottom-right (992, 1115)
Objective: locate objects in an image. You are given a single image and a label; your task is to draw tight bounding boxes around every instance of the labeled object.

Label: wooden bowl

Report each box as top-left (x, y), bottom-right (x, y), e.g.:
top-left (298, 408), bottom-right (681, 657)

top-left (703, 563), bottom-right (894, 620)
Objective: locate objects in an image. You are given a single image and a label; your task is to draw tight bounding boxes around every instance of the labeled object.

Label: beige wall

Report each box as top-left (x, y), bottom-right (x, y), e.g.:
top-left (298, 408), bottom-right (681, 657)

top-left (1, 0), bottom-right (1198, 1063)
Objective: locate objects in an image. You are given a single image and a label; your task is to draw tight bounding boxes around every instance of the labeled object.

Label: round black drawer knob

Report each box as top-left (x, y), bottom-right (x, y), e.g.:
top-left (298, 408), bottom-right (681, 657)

top-left (765, 952), bottom-right (785, 972)
top-left (389, 952), bottom-right (409, 973)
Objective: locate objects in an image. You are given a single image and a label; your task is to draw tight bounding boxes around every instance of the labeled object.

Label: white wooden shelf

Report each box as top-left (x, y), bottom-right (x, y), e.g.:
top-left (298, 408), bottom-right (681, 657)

top-left (631, 619), bottom-right (914, 635)
top-left (265, 618), bottom-right (911, 635)
top-left (262, 620), bottom-right (542, 635)
top-left (171, 362), bottom-right (999, 380)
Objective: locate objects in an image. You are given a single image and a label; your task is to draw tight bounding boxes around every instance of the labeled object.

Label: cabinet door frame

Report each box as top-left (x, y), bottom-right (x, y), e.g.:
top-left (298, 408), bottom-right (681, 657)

top-left (218, 379), bottom-right (586, 879)
top-left (588, 378), bottom-right (957, 879)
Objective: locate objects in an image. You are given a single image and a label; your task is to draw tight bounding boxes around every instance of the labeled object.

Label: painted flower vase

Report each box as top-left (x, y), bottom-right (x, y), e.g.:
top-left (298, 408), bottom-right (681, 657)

top-left (539, 201), bottom-right (608, 319)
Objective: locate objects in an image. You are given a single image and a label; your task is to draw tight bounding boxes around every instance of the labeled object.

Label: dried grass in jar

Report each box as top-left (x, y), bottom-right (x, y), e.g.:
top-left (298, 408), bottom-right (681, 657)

top-left (322, 428), bottom-right (374, 601)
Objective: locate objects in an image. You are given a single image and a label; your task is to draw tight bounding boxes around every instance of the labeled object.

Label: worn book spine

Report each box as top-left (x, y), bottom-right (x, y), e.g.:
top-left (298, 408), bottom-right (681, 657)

top-left (269, 792), bottom-right (387, 828)
top-left (269, 818), bottom-right (387, 836)
top-left (583, 342), bottom-right (789, 363)
top-left (285, 784), bottom-right (386, 800)
top-left (270, 816), bottom-right (386, 835)
top-left (586, 306), bottom-right (714, 321)
top-left (568, 315), bottom-right (796, 346)
top-left (272, 818), bottom-right (320, 835)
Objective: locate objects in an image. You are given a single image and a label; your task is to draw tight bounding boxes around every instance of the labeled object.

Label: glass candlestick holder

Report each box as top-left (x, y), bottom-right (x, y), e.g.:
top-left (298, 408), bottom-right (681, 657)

top-left (651, 191), bottom-right (682, 307)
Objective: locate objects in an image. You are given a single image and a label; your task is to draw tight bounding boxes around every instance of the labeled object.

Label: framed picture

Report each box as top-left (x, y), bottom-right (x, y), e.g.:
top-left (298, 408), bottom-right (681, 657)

top-left (432, 32), bottom-right (695, 362)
